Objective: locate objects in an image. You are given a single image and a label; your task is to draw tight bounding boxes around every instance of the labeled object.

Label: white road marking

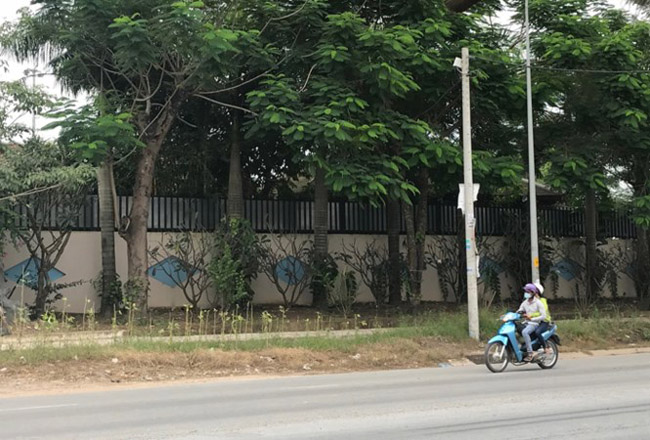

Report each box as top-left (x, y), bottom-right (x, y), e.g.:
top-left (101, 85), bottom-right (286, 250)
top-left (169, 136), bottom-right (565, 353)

top-left (0, 403), bottom-right (78, 413)
top-left (292, 384), bottom-right (340, 390)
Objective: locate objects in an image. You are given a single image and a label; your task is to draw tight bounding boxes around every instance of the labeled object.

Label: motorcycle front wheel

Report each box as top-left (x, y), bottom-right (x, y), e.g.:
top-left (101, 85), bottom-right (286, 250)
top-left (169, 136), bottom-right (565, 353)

top-left (485, 341), bottom-right (509, 373)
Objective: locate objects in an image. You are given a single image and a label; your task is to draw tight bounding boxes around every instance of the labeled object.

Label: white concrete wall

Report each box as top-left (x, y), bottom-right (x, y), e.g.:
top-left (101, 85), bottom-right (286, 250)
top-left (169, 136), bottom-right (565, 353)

top-left (2, 232), bottom-right (638, 313)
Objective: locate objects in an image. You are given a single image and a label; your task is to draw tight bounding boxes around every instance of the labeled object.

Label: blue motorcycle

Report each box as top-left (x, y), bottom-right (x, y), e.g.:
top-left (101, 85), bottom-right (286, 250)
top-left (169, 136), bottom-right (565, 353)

top-left (485, 312), bottom-right (561, 373)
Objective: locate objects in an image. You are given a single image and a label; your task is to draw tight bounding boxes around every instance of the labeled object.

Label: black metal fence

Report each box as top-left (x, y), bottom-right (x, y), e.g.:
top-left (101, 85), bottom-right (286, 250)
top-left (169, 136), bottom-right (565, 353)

top-left (12, 196), bottom-right (639, 238)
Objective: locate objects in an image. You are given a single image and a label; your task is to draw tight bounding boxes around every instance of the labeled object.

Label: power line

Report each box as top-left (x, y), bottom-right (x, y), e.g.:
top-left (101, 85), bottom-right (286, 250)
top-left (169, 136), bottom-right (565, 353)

top-left (468, 54), bottom-right (650, 74)
top-left (533, 65), bottom-right (650, 74)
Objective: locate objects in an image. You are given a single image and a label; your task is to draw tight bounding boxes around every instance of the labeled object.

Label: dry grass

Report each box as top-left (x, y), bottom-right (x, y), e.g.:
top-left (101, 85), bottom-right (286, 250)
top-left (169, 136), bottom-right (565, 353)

top-left (0, 337), bottom-right (482, 396)
top-left (1, 310), bottom-right (650, 397)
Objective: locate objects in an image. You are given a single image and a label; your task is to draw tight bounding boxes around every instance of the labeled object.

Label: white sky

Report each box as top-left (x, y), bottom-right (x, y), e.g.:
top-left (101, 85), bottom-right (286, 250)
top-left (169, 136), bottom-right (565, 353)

top-left (0, 0), bottom-right (641, 136)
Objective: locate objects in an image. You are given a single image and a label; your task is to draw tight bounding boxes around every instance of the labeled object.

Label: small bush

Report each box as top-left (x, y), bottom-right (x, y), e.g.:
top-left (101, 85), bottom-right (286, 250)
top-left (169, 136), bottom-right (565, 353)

top-left (149, 230), bottom-right (213, 310)
top-left (327, 268), bottom-right (359, 318)
top-left (209, 218), bottom-right (263, 310)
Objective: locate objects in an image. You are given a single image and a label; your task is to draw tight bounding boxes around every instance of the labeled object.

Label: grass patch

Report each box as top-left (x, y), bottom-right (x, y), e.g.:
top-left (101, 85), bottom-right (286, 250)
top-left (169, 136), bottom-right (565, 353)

top-left (0, 310), bottom-right (496, 367)
top-left (1, 312), bottom-right (649, 370)
top-left (559, 317), bottom-right (650, 350)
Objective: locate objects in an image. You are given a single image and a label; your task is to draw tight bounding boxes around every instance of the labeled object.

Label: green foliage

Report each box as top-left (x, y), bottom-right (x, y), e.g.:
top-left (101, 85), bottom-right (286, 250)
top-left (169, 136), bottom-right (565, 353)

top-left (246, 4), bottom-right (490, 206)
top-left (209, 244), bottom-right (248, 311)
top-left (309, 253), bottom-right (339, 305)
top-left (533, 0), bottom-right (650, 207)
top-left (1, 0), bottom-right (289, 313)
top-left (527, 0), bottom-right (650, 303)
top-left (0, 76), bottom-right (55, 144)
top-left (209, 218), bottom-right (263, 309)
top-left (123, 277), bottom-right (147, 310)
top-left (0, 81), bottom-right (93, 196)
top-left (3, 0), bottom-right (268, 95)
top-left (633, 193), bottom-right (650, 228)
top-left (0, 72), bottom-right (95, 314)
top-left (3, 0), bottom-right (650, 309)
top-left (0, 136), bottom-right (94, 200)
top-left (327, 268), bottom-right (359, 318)
top-left (0, 138), bottom-right (93, 316)
top-left (44, 103), bottom-right (143, 164)
top-left (91, 272), bottom-right (125, 312)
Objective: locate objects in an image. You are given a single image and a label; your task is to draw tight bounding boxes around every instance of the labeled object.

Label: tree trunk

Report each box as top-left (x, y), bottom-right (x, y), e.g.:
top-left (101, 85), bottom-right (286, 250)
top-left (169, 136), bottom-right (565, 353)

top-left (33, 264), bottom-right (48, 318)
top-left (0, 253), bottom-right (6, 294)
top-left (98, 160), bottom-right (117, 317)
top-left (227, 111), bottom-right (244, 219)
top-left (415, 168), bottom-right (429, 304)
top-left (402, 169), bottom-right (430, 306)
top-left (123, 138), bottom-right (167, 315)
top-left (636, 226), bottom-right (650, 307)
top-left (123, 99), bottom-right (183, 316)
top-left (387, 199), bottom-right (402, 305)
top-left (632, 164), bottom-right (650, 307)
top-left (312, 165), bottom-right (329, 308)
top-left (584, 188), bottom-right (599, 302)
top-left (402, 201), bottom-right (417, 304)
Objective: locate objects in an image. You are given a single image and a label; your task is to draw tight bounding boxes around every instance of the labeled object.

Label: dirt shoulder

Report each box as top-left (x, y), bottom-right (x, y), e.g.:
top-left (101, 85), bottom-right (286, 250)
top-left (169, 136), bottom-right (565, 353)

top-left (0, 337), bottom-right (478, 396)
top-left (2, 339), bottom-right (650, 398)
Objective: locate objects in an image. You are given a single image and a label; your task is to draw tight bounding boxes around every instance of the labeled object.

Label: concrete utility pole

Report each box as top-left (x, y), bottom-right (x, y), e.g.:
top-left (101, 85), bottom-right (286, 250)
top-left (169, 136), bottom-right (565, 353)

top-left (525, 0), bottom-right (540, 283)
top-left (460, 47), bottom-right (479, 341)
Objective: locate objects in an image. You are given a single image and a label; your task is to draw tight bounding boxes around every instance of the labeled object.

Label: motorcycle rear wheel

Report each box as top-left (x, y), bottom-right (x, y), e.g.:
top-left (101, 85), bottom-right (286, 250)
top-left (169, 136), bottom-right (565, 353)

top-left (538, 340), bottom-right (559, 369)
top-left (485, 341), bottom-right (509, 373)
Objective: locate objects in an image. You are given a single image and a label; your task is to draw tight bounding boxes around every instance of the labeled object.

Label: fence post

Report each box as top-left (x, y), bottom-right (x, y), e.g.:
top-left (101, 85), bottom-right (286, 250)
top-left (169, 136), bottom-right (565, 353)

top-left (338, 200), bottom-right (346, 233)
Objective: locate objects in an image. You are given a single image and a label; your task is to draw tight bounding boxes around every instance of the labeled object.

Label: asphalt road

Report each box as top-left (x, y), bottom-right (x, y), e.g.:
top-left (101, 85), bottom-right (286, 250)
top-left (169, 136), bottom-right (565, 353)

top-left (1, 353), bottom-right (649, 440)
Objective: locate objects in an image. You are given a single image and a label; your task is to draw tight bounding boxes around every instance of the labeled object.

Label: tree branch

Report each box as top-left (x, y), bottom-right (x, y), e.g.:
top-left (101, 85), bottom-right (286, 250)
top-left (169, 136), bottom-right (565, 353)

top-left (259, 0), bottom-right (310, 35)
top-left (299, 64), bottom-right (317, 92)
top-left (0, 184), bottom-right (63, 202)
top-left (192, 94), bottom-right (259, 116)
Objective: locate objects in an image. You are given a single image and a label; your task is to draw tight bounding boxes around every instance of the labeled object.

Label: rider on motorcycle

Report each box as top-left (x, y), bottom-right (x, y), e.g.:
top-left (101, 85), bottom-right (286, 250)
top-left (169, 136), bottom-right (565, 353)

top-left (531, 282), bottom-right (553, 355)
top-left (517, 283), bottom-right (546, 362)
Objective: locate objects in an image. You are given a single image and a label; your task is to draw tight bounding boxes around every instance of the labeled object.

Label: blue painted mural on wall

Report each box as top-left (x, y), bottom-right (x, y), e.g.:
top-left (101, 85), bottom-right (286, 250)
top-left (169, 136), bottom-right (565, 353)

top-left (551, 259), bottom-right (579, 281)
top-left (4, 258), bottom-right (65, 289)
top-left (147, 256), bottom-right (194, 288)
top-left (479, 256), bottom-right (504, 276)
top-left (275, 257), bottom-right (305, 285)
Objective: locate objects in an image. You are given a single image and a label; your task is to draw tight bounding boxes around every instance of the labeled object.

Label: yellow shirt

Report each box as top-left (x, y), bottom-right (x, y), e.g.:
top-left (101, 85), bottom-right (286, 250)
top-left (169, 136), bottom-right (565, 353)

top-left (531, 297), bottom-right (552, 322)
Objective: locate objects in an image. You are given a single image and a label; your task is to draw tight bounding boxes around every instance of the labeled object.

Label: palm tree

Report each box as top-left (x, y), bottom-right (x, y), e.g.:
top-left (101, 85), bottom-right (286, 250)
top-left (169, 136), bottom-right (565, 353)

top-left (97, 159), bottom-right (118, 317)
top-left (227, 109), bottom-right (245, 219)
top-left (386, 199), bottom-right (402, 305)
top-left (627, 0), bottom-right (650, 10)
top-left (312, 165), bottom-right (329, 308)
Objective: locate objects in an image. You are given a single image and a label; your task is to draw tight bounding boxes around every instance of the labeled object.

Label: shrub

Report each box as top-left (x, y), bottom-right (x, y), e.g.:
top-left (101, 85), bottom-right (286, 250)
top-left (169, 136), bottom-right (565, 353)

top-left (208, 219), bottom-right (263, 310)
top-left (327, 268), bottom-right (359, 318)
top-left (149, 230), bottom-right (213, 310)
top-left (259, 234), bottom-right (312, 309)
top-left (339, 240), bottom-right (389, 304)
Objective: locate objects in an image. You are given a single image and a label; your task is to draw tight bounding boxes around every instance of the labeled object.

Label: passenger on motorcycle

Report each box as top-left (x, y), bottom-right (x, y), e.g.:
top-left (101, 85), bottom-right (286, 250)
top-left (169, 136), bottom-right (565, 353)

top-left (516, 283), bottom-right (546, 362)
top-left (531, 282), bottom-right (553, 355)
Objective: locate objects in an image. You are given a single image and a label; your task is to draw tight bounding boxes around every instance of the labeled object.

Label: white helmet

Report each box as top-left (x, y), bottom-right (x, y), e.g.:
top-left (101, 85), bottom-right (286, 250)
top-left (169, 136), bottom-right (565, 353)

top-left (534, 281), bottom-right (544, 296)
